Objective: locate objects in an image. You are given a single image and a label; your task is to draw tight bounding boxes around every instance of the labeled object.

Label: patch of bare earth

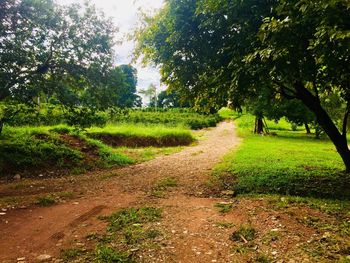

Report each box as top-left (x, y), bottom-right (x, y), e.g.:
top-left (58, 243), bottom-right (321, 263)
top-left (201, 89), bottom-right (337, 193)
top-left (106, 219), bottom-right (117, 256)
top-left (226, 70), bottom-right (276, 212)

top-left (0, 122), bottom-right (348, 262)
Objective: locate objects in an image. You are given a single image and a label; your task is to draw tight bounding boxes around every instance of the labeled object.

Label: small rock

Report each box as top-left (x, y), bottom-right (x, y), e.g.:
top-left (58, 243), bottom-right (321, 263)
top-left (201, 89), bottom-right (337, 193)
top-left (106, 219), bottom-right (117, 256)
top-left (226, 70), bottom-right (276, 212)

top-left (13, 174), bottom-right (21, 180)
top-left (2, 208), bottom-right (7, 212)
top-left (271, 251), bottom-right (278, 256)
top-left (17, 257), bottom-right (25, 261)
top-left (39, 216), bottom-right (43, 219)
top-left (36, 254), bottom-right (52, 262)
top-left (0, 212), bottom-right (6, 216)
top-left (39, 174), bottom-right (44, 177)
top-left (73, 202), bottom-right (79, 205)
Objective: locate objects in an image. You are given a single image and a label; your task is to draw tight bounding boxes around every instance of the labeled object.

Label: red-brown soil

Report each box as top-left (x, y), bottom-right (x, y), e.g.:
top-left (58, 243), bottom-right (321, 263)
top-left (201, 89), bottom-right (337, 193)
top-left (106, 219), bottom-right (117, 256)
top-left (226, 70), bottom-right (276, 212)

top-left (0, 122), bottom-right (348, 262)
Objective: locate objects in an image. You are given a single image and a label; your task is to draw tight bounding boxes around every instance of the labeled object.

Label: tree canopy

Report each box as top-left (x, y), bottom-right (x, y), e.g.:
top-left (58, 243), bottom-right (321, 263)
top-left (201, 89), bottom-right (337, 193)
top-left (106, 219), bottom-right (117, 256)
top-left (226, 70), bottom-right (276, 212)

top-left (134, 0), bottom-right (350, 171)
top-left (0, 0), bottom-right (142, 130)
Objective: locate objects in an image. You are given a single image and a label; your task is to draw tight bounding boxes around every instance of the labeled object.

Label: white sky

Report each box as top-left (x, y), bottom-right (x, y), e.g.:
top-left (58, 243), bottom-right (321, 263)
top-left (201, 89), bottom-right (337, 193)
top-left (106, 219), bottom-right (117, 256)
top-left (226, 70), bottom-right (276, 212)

top-left (57, 0), bottom-right (165, 101)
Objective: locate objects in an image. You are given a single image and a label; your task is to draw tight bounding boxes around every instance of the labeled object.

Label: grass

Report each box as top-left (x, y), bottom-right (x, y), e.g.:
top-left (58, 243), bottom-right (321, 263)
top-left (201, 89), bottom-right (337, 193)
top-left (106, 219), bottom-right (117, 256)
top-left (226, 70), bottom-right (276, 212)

top-left (103, 207), bottom-right (162, 232)
top-left (87, 124), bottom-right (195, 147)
top-left (35, 195), bottom-right (56, 206)
top-left (0, 126), bottom-right (83, 176)
top-left (95, 246), bottom-right (133, 263)
top-left (213, 113), bottom-right (350, 199)
top-left (214, 202), bottom-right (234, 214)
top-left (230, 224), bottom-right (256, 242)
top-left (150, 177), bottom-right (179, 197)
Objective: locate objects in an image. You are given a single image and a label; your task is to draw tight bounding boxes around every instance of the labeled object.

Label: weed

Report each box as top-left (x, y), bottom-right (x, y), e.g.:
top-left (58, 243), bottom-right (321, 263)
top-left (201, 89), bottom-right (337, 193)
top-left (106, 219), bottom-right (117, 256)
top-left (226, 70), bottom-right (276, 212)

top-left (35, 196), bottom-right (56, 206)
top-left (104, 207), bottom-right (162, 232)
top-left (256, 253), bottom-right (272, 263)
top-left (150, 177), bottom-right (178, 197)
top-left (215, 202), bottom-right (234, 214)
top-left (95, 246), bottom-right (133, 263)
top-left (60, 248), bottom-right (84, 262)
top-left (230, 224), bottom-right (256, 242)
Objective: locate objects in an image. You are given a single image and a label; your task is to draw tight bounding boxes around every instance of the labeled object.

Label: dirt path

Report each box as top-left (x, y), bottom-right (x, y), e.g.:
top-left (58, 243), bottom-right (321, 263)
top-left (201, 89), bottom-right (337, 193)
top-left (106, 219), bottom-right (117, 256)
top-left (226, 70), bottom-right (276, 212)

top-left (0, 122), bottom-right (241, 262)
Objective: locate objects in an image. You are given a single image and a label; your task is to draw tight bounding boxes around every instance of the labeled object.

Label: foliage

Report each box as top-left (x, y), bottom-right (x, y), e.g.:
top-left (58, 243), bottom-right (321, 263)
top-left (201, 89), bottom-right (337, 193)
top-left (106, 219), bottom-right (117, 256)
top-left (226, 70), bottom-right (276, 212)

top-left (0, 0), bottom-right (115, 104)
top-left (112, 109), bottom-right (221, 130)
top-left (134, 0), bottom-right (350, 170)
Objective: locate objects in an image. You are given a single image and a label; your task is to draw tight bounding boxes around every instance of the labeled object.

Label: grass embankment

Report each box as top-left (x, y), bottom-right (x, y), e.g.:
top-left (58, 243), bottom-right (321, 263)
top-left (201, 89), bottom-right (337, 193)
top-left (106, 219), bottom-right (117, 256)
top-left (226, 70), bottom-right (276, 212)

top-left (0, 125), bottom-right (133, 178)
top-left (215, 112), bottom-right (350, 199)
top-left (0, 123), bottom-right (195, 178)
top-left (87, 124), bottom-right (194, 147)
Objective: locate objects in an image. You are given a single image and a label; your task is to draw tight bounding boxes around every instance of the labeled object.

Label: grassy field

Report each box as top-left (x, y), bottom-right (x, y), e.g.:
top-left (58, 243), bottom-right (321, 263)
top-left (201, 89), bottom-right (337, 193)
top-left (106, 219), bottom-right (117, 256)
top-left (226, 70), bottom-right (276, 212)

top-left (87, 124), bottom-right (194, 147)
top-left (0, 110), bottom-right (202, 178)
top-left (215, 111), bottom-right (350, 199)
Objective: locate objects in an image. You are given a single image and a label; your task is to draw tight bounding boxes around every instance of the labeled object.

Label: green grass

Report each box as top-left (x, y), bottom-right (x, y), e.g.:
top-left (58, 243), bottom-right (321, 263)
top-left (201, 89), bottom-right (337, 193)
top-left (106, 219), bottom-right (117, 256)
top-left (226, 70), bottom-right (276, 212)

top-left (213, 113), bottom-right (350, 199)
top-left (150, 177), bottom-right (179, 197)
top-left (214, 202), bottom-right (234, 213)
top-left (86, 124), bottom-right (195, 147)
top-left (0, 126), bottom-right (83, 176)
top-left (95, 246), bottom-right (133, 263)
top-left (35, 195), bottom-right (56, 206)
top-left (230, 224), bottom-right (256, 242)
top-left (103, 207), bottom-right (162, 232)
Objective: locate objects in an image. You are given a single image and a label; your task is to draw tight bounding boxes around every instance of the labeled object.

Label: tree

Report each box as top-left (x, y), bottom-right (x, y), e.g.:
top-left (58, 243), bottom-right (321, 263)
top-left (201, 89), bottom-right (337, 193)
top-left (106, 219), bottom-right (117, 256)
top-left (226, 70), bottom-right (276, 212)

top-left (134, 0), bottom-right (350, 171)
top-left (157, 89), bottom-right (190, 108)
top-left (139, 84), bottom-right (157, 107)
top-left (0, 0), bottom-right (116, 131)
top-left (118, 65), bottom-right (142, 108)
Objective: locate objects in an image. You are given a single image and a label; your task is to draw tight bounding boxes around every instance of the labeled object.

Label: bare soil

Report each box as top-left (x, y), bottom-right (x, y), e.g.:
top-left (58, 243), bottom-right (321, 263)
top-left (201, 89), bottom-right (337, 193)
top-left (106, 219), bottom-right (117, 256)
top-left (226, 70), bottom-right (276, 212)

top-left (0, 122), bottom-right (348, 262)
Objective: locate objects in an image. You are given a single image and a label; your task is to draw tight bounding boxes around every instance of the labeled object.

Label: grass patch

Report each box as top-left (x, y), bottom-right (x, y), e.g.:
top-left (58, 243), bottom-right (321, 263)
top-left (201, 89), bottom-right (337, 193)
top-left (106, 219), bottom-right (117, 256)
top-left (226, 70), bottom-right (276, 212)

top-left (87, 124), bottom-right (195, 147)
top-left (213, 113), bottom-right (350, 199)
top-left (214, 202), bottom-right (234, 214)
top-left (103, 207), bottom-right (162, 232)
top-left (230, 224), bottom-right (256, 242)
top-left (60, 248), bottom-right (84, 262)
top-left (150, 177), bottom-right (179, 198)
top-left (35, 195), bottom-right (56, 206)
top-left (0, 126), bottom-right (83, 177)
top-left (95, 246), bottom-right (133, 263)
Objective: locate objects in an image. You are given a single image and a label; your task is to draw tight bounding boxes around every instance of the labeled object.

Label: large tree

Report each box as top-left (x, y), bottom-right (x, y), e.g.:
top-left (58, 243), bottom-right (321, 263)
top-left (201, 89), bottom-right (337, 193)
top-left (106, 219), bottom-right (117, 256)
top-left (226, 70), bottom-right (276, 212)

top-left (0, 0), bottom-right (116, 130)
top-left (134, 0), bottom-right (350, 171)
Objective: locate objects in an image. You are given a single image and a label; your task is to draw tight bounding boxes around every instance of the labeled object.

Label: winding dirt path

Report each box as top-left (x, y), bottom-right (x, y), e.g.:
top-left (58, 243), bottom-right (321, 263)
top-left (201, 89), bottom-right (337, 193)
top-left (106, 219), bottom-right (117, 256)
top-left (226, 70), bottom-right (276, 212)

top-left (0, 122), bottom-right (241, 262)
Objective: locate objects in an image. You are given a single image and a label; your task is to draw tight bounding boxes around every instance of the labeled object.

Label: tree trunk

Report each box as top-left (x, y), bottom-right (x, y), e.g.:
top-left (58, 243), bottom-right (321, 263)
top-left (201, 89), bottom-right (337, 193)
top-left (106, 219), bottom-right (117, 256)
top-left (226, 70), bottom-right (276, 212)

top-left (305, 123), bottom-right (311, 134)
top-left (295, 82), bottom-right (350, 172)
top-left (254, 117), bottom-right (264, 134)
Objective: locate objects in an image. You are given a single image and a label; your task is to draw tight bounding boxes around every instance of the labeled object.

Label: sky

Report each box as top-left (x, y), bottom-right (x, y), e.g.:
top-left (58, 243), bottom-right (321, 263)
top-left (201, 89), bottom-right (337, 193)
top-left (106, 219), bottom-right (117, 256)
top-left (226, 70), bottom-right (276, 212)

top-left (57, 0), bottom-right (165, 101)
